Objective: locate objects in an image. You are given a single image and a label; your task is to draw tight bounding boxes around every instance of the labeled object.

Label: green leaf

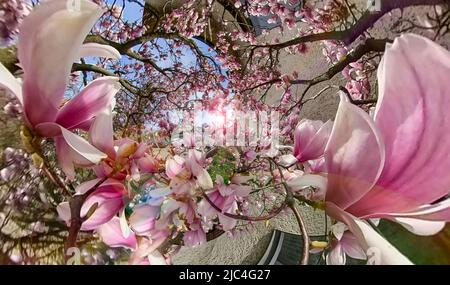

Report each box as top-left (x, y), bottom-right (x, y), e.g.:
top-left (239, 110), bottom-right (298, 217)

top-left (378, 219), bottom-right (450, 265)
top-left (207, 147), bottom-right (237, 184)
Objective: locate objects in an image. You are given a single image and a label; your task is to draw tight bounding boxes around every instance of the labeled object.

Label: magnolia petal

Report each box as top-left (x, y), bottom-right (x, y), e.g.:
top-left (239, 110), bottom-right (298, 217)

top-left (97, 217), bottom-right (137, 249)
top-left (340, 232), bottom-right (367, 260)
top-left (287, 174), bottom-right (327, 193)
top-left (149, 187), bottom-right (172, 198)
top-left (197, 195), bottom-right (217, 218)
top-left (131, 162), bottom-right (141, 181)
top-left (231, 175), bottom-right (252, 185)
top-left (129, 237), bottom-right (167, 265)
top-left (56, 202), bottom-right (71, 224)
top-left (78, 43), bottom-right (121, 60)
top-left (165, 156), bottom-right (185, 179)
top-left (193, 166), bottom-right (213, 190)
top-left (294, 119), bottom-right (332, 162)
top-left (391, 217), bottom-right (445, 236)
top-left (324, 93), bottom-right (385, 209)
top-left (351, 34), bottom-right (450, 215)
top-left (80, 187), bottom-right (125, 231)
top-left (330, 222), bottom-right (347, 241)
top-left (119, 208), bottom-right (131, 238)
top-left (75, 178), bottom-right (103, 195)
top-left (326, 202), bottom-right (412, 265)
top-left (326, 243), bottom-right (346, 265)
top-left (56, 77), bottom-right (120, 133)
top-left (394, 198), bottom-right (450, 221)
top-left (129, 204), bottom-right (160, 235)
top-left (138, 154), bottom-right (159, 173)
top-left (188, 149), bottom-right (205, 166)
top-left (55, 136), bottom-right (75, 180)
top-left (301, 120), bottom-right (333, 161)
top-left (183, 221), bottom-right (207, 247)
top-left (34, 121), bottom-right (62, 137)
top-left (219, 213), bottom-right (237, 231)
top-left (0, 63), bottom-right (22, 104)
top-left (36, 123), bottom-right (98, 167)
top-left (88, 108), bottom-right (115, 158)
top-left (61, 127), bottom-right (107, 164)
top-left (18, 0), bottom-right (103, 126)
top-left (307, 157), bottom-right (327, 173)
top-left (353, 219), bottom-right (413, 265)
top-left (160, 198), bottom-right (181, 216)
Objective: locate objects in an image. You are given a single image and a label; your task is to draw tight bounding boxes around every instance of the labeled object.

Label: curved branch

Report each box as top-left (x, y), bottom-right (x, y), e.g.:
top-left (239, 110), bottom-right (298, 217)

top-left (72, 63), bottom-right (139, 94)
top-left (201, 190), bottom-right (286, 222)
top-left (289, 203), bottom-right (310, 265)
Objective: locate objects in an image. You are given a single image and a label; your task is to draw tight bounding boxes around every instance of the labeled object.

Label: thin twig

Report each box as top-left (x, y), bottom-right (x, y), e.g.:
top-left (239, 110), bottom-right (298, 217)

top-left (289, 202), bottom-right (310, 265)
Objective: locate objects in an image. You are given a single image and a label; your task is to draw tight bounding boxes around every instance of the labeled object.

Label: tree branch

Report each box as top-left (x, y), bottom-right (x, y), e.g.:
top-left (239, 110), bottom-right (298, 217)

top-left (254, 0), bottom-right (447, 50)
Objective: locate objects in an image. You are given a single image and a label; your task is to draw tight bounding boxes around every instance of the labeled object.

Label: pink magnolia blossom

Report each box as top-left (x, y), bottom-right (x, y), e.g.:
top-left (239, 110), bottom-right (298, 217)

top-left (165, 149), bottom-right (213, 195)
top-left (326, 231), bottom-right (366, 265)
top-left (198, 175), bottom-right (252, 231)
top-left (56, 110), bottom-right (161, 229)
top-left (293, 119), bottom-right (333, 163)
top-left (57, 178), bottom-right (126, 231)
top-left (183, 220), bottom-right (207, 247)
top-left (56, 107), bottom-right (160, 181)
top-left (323, 34), bottom-right (450, 264)
top-left (0, 0), bottom-right (122, 178)
top-left (97, 216), bottom-right (170, 265)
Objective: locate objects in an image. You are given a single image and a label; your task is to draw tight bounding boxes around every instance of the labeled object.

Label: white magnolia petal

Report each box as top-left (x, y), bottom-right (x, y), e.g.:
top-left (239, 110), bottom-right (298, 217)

top-left (78, 43), bottom-right (121, 60)
top-left (287, 174), bottom-right (327, 192)
top-left (353, 219), bottom-right (413, 265)
top-left (119, 208), bottom-right (131, 238)
top-left (330, 222), bottom-right (347, 240)
top-left (61, 127), bottom-right (107, 164)
top-left (326, 243), bottom-right (346, 265)
top-left (0, 63), bottom-right (22, 104)
top-left (56, 202), bottom-right (71, 224)
top-left (393, 217), bottom-right (445, 236)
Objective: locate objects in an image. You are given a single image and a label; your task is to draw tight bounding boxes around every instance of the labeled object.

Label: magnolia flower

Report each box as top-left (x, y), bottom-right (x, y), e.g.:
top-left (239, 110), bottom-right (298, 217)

top-left (293, 119), bottom-right (333, 163)
top-left (0, 0), bottom-right (122, 178)
top-left (56, 107), bottom-right (162, 230)
top-left (279, 119), bottom-right (332, 169)
top-left (323, 34), bottom-right (450, 264)
top-left (165, 149), bottom-right (213, 196)
top-left (57, 178), bottom-right (126, 231)
top-left (198, 175), bottom-right (252, 231)
top-left (97, 216), bottom-right (170, 265)
top-left (326, 222), bottom-right (366, 265)
top-left (87, 109), bottom-right (160, 182)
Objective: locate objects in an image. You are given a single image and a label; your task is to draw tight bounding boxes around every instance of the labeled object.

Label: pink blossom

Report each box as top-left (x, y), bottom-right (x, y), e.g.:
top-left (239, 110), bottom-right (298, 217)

top-left (198, 175), bottom-right (252, 231)
top-left (57, 178), bottom-right (126, 231)
top-left (293, 119), bottom-right (333, 163)
top-left (0, 0), bottom-right (122, 177)
top-left (324, 34), bottom-right (450, 264)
